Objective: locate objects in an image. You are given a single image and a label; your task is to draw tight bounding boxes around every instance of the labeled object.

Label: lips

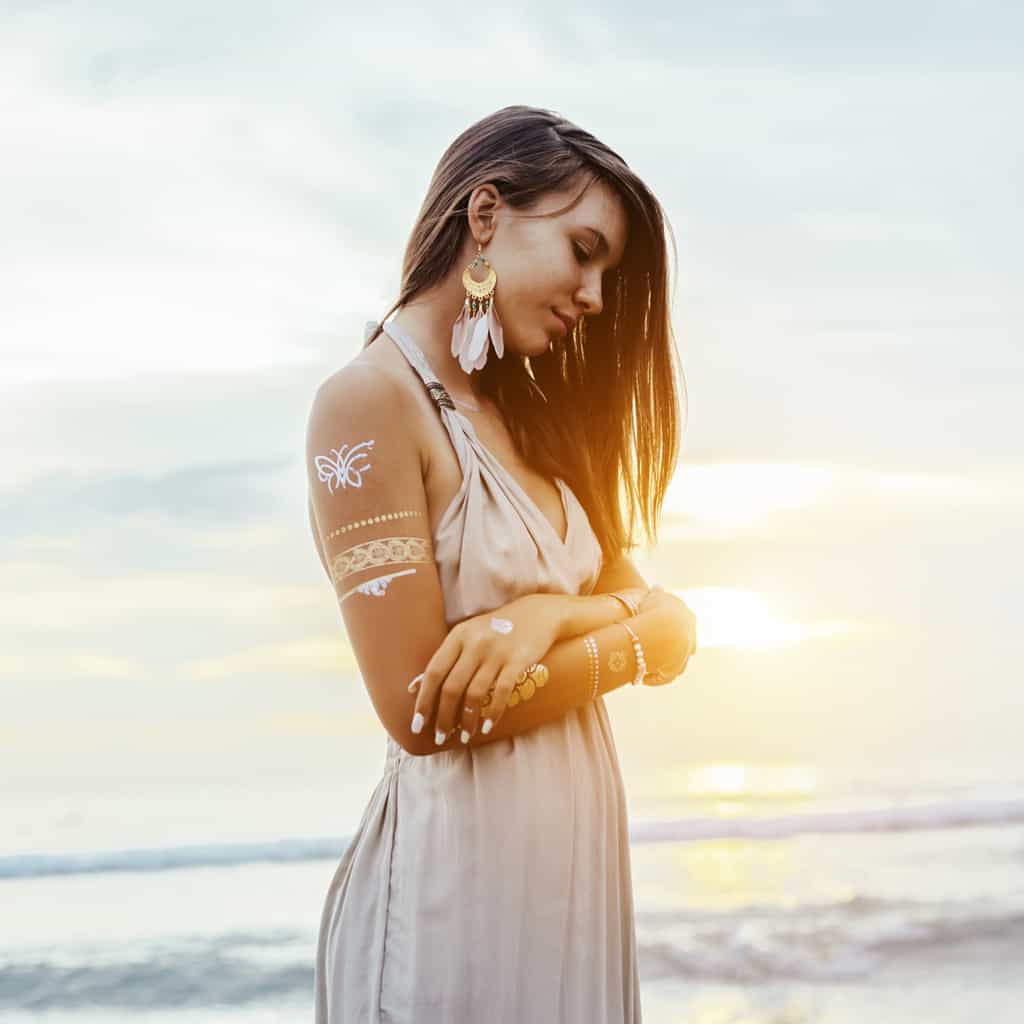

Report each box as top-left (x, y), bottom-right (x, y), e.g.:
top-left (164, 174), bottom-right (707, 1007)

top-left (552, 310), bottom-right (574, 335)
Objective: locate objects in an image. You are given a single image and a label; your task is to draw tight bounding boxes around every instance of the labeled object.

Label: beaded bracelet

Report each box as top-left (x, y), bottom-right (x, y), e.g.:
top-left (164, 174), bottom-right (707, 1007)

top-left (620, 621), bottom-right (647, 687)
top-left (608, 591), bottom-right (639, 617)
top-left (583, 634), bottom-right (600, 699)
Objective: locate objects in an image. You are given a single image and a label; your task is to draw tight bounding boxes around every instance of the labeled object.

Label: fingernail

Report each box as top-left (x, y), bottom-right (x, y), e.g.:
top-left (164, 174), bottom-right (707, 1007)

top-left (482, 718), bottom-right (493, 734)
top-left (435, 729), bottom-right (445, 746)
top-left (411, 712), bottom-right (423, 734)
top-left (460, 729), bottom-right (470, 744)
top-left (407, 673), bottom-right (423, 693)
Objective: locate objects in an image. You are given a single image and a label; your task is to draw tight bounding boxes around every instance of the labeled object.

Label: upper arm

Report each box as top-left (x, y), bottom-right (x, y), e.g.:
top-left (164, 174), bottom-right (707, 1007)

top-left (591, 551), bottom-right (649, 594)
top-left (305, 365), bottom-right (448, 756)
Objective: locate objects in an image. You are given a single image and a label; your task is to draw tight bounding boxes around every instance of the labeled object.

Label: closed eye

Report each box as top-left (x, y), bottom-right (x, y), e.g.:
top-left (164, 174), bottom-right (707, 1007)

top-left (573, 242), bottom-right (591, 264)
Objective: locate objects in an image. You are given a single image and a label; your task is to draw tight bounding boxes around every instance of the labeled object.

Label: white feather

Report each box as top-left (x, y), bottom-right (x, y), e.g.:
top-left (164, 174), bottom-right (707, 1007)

top-left (467, 314), bottom-right (489, 364)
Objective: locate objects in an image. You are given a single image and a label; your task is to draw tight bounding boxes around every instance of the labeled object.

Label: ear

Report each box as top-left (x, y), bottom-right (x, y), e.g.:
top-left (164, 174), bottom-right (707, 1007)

top-left (467, 183), bottom-right (502, 241)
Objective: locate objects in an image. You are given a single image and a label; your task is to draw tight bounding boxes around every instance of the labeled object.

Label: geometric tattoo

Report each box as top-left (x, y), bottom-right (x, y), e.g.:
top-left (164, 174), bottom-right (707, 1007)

top-left (338, 568), bottom-right (418, 603)
top-left (329, 536), bottom-right (432, 586)
top-left (313, 438), bottom-right (375, 494)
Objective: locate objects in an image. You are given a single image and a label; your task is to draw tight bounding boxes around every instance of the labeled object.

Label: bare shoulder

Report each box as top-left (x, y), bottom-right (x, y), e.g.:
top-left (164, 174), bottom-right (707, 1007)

top-left (308, 341), bottom-right (427, 467)
top-left (316, 331), bottom-right (424, 403)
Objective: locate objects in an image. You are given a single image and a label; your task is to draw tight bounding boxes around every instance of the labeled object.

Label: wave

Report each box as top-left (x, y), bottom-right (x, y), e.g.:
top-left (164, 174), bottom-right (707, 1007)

top-left (630, 795), bottom-right (1024, 843)
top-left (2, 797), bottom-right (1022, 882)
top-left (2, 897), bottom-right (1023, 1008)
top-left (635, 894), bottom-right (1024, 982)
top-left (0, 930), bottom-right (311, 1011)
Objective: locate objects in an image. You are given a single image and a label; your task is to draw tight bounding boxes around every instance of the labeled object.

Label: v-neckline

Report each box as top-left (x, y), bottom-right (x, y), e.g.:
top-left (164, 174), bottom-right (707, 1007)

top-left (461, 417), bottom-right (573, 547)
top-left (381, 320), bottom-right (573, 548)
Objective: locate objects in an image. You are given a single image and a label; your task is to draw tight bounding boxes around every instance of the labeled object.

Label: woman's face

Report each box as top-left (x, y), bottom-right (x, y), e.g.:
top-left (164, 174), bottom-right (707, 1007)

top-left (470, 177), bottom-right (628, 359)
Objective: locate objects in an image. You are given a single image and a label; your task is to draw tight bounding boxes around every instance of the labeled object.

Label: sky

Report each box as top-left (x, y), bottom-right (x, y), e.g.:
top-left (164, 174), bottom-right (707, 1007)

top-left (2, 1), bottom-right (1022, 814)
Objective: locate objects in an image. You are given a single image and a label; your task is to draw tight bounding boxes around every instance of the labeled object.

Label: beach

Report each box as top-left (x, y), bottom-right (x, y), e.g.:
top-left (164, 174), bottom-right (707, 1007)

top-left (3, 757), bottom-right (1022, 1023)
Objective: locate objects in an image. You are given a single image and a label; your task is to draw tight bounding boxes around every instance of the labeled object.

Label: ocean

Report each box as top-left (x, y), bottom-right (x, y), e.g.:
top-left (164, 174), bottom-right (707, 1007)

top-left (3, 751), bottom-right (1023, 1023)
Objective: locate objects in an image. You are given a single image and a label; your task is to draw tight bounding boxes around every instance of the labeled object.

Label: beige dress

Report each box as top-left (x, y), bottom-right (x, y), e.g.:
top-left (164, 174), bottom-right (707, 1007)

top-left (313, 319), bottom-right (642, 1022)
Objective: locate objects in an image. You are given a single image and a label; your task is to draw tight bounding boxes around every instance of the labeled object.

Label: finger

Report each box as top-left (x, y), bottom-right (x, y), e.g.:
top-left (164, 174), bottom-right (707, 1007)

top-left (432, 648), bottom-right (482, 745)
top-left (477, 663), bottom-right (523, 736)
top-left (459, 661), bottom-right (500, 743)
top-left (410, 630), bottom-right (462, 739)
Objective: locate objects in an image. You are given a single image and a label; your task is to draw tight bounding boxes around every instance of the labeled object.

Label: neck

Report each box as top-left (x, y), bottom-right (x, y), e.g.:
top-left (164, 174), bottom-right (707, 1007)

top-left (384, 291), bottom-right (489, 405)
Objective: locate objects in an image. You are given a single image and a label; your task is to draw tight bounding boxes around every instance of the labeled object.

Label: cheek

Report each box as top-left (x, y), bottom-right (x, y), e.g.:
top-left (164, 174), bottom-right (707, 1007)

top-left (499, 250), bottom-right (571, 307)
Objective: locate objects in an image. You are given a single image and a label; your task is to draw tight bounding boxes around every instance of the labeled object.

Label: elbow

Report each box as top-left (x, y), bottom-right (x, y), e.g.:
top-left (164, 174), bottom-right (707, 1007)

top-left (656, 603), bottom-right (693, 674)
top-left (399, 737), bottom-right (433, 758)
top-left (384, 716), bottom-right (436, 758)
top-left (388, 723), bottom-right (429, 757)
top-left (366, 684), bottom-right (435, 756)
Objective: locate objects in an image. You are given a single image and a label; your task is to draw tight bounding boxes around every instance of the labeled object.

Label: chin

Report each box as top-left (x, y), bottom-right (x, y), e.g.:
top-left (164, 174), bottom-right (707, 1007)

top-left (500, 326), bottom-right (548, 360)
top-left (529, 325), bottom-right (557, 357)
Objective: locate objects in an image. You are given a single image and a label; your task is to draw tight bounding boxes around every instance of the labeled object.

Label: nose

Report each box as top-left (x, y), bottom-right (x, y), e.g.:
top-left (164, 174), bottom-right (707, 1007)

top-left (575, 275), bottom-right (604, 318)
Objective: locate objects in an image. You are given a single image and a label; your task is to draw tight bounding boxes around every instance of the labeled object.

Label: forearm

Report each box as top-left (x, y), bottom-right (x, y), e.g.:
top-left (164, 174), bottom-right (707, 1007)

top-left (456, 604), bottom-right (683, 750)
top-left (551, 549), bottom-right (652, 640)
top-left (554, 591), bottom-right (634, 640)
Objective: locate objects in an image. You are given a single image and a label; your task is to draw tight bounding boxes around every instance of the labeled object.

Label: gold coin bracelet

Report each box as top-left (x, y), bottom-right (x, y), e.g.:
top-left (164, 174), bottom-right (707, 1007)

top-left (583, 634), bottom-right (600, 698)
top-left (621, 622), bottom-right (647, 686)
top-left (325, 509), bottom-right (421, 543)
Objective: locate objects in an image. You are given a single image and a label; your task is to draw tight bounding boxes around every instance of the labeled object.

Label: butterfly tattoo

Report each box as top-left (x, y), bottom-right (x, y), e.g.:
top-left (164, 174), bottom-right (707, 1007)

top-left (314, 439), bottom-right (375, 494)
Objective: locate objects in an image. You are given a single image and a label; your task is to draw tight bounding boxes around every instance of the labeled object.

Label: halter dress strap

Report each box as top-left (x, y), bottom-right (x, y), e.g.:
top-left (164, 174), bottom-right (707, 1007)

top-left (370, 317), bottom-right (575, 551)
top-left (369, 319), bottom-right (478, 478)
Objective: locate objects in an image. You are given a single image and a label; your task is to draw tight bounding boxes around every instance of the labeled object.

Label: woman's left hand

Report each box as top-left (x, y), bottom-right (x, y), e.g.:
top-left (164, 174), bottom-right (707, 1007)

top-left (409, 593), bottom-right (566, 746)
top-left (638, 584), bottom-right (698, 681)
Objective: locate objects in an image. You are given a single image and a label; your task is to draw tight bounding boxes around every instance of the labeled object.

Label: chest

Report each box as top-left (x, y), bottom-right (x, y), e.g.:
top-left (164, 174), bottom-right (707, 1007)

top-left (422, 406), bottom-right (568, 544)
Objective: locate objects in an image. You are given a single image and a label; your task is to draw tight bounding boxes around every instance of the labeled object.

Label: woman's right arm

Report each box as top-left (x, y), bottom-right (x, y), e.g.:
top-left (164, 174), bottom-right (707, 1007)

top-left (306, 365), bottom-right (679, 757)
top-left (306, 363), bottom-right (454, 756)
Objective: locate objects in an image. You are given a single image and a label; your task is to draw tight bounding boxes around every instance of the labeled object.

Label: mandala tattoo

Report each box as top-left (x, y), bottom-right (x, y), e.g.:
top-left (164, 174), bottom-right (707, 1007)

top-left (607, 649), bottom-right (628, 673)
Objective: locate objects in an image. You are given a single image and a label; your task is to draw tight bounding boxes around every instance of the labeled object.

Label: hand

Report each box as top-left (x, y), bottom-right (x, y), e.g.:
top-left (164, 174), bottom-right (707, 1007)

top-left (638, 584), bottom-right (697, 683)
top-left (408, 593), bottom-right (566, 747)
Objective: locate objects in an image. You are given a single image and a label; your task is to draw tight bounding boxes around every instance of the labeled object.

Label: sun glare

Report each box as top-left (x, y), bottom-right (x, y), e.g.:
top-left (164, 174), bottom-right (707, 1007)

top-left (667, 586), bottom-right (863, 650)
top-left (682, 762), bottom-right (818, 800)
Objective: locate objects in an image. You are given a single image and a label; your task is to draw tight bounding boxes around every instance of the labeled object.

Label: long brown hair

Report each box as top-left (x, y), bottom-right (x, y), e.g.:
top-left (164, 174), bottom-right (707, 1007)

top-left (366, 104), bottom-right (686, 566)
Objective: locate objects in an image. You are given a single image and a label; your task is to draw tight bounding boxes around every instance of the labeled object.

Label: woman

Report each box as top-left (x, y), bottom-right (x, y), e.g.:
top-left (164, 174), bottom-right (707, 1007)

top-left (306, 104), bottom-right (697, 1022)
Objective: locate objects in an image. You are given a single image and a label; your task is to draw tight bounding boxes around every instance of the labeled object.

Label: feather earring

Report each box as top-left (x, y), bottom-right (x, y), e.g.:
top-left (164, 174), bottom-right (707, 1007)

top-left (451, 244), bottom-right (504, 374)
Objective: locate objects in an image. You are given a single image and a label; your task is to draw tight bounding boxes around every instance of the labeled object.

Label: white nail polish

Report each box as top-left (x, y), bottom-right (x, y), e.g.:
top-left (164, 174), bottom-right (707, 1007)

top-left (411, 712), bottom-right (423, 734)
top-left (482, 718), bottom-right (493, 734)
top-left (435, 729), bottom-right (445, 745)
top-left (460, 729), bottom-right (470, 743)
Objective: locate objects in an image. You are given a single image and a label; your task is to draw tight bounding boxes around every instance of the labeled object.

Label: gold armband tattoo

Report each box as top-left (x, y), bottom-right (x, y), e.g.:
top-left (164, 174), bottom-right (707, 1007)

top-left (329, 535), bottom-right (432, 586)
top-left (325, 509), bottom-right (423, 543)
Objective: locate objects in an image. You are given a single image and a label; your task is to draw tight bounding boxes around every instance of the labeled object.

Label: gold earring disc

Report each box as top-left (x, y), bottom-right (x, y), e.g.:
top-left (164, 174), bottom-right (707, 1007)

top-left (462, 260), bottom-right (497, 299)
